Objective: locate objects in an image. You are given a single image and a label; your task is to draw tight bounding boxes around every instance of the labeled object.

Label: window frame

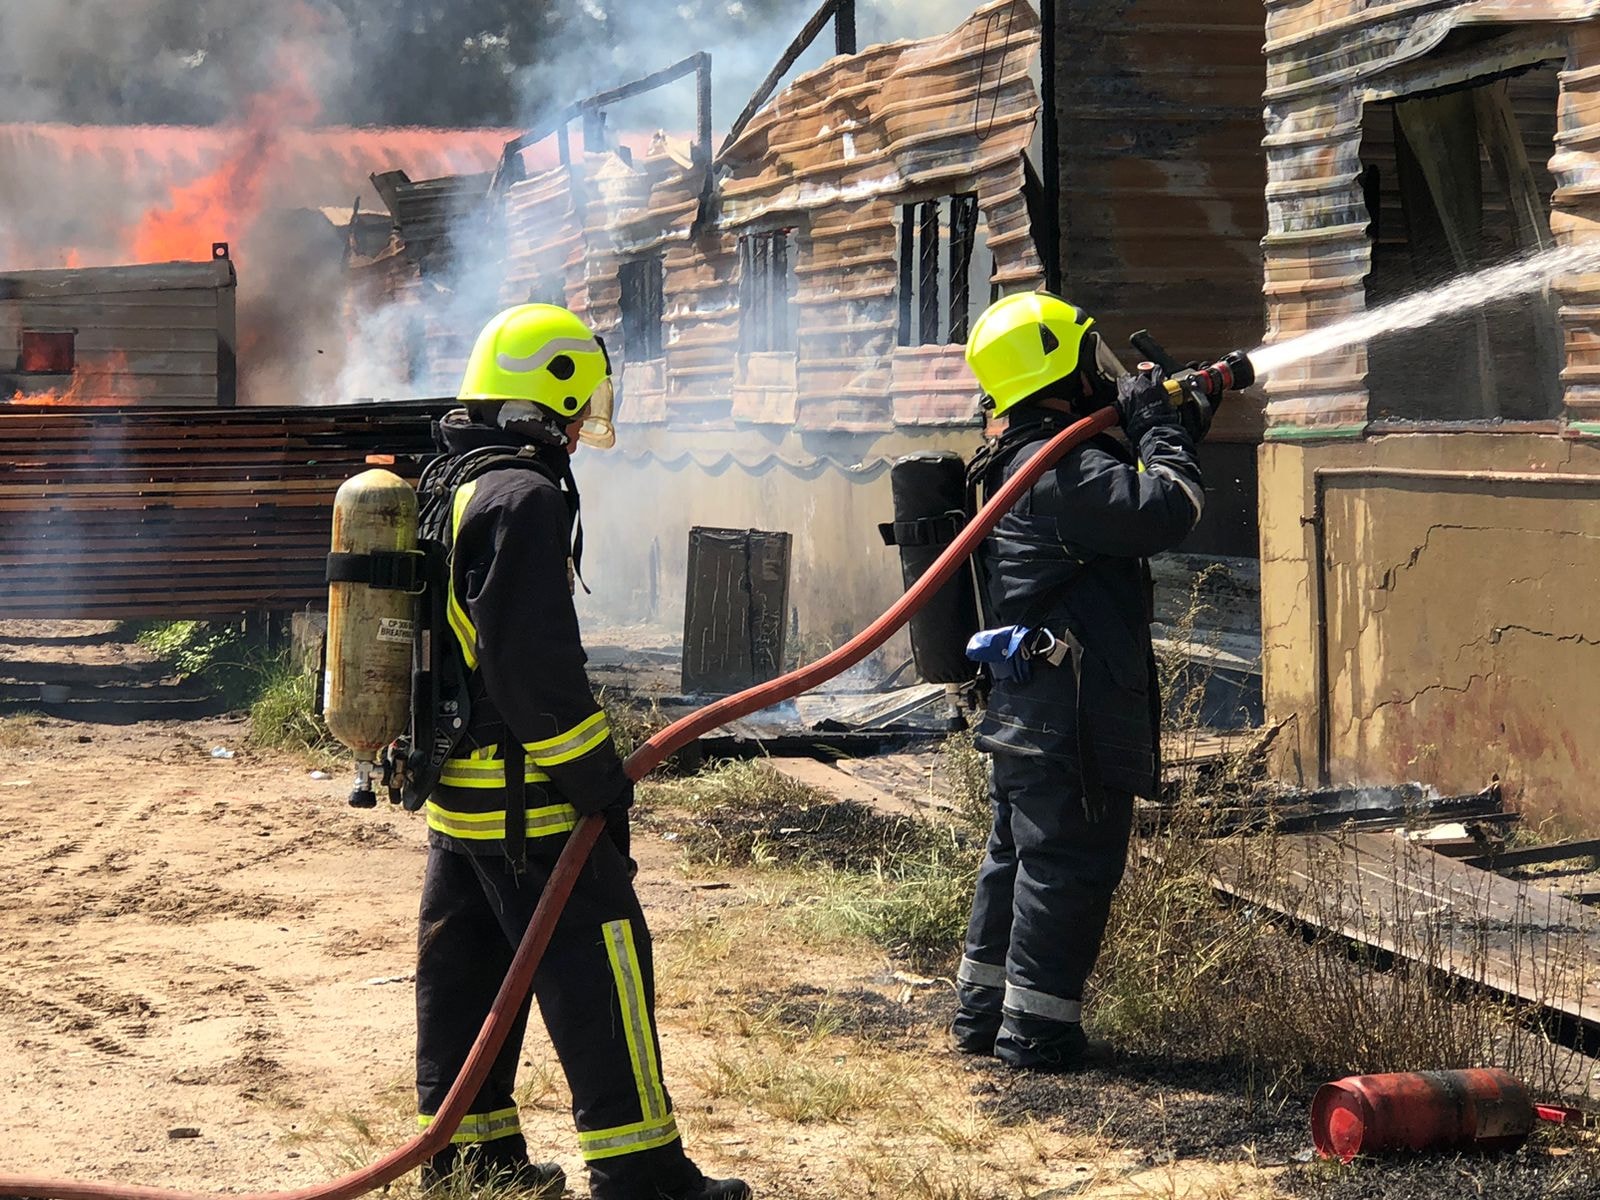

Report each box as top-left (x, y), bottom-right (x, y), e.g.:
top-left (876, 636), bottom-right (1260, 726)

top-left (618, 255), bottom-right (666, 362)
top-left (897, 193), bottom-right (988, 348)
top-left (737, 227), bottom-right (798, 355)
top-left (19, 328), bottom-right (76, 375)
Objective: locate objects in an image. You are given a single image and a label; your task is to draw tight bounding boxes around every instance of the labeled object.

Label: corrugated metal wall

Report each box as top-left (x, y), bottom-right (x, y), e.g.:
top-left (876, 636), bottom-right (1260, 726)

top-left (1054, 0), bottom-right (1269, 445)
top-left (0, 260), bottom-right (236, 406)
top-left (497, 0), bottom-right (1044, 448)
top-left (1259, 0), bottom-right (1600, 432)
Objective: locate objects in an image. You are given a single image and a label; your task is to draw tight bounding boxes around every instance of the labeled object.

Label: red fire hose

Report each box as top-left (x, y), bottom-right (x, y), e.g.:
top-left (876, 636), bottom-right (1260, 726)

top-left (0, 408), bottom-right (1117, 1200)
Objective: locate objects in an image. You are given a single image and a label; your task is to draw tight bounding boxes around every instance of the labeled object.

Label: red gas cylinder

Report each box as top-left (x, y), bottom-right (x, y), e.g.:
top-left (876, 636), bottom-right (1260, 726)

top-left (1311, 1069), bottom-right (1534, 1162)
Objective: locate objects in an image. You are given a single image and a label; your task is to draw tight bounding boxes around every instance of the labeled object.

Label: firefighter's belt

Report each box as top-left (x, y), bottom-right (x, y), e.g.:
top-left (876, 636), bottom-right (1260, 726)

top-left (325, 550), bottom-right (424, 591)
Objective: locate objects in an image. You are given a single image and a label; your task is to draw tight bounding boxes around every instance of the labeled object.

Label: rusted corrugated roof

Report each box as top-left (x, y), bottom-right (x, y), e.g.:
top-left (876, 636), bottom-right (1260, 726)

top-left (1261, 0), bottom-right (1600, 432)
top-left (497, 0), bottom-right (1043, 446)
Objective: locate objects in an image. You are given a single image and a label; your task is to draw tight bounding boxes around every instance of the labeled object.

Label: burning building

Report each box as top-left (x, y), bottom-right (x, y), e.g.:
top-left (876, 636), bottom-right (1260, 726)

top-left (358, 0), bottom-right (1270, 661)
top-left (0, 122), bottom-right (514, 406)
top-left (1, 252), bottom-right (236, 406)
top-left (1255, 2), bottom-right (1600, 827)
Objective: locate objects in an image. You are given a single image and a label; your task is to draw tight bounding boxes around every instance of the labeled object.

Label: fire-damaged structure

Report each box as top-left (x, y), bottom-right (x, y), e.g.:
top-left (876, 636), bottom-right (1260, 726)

top-left (363, 0), bottom-right (1270, 656)
top-left (1, 252), bottom-right (238, 406)
top-left (1257, 1), bottom-right (1600, 827)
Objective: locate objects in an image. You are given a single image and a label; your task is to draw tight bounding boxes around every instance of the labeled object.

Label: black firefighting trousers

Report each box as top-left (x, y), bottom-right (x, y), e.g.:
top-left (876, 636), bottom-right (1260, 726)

top-left (415, 837), bottom-right (703, 1200)
top-left (957, 753), bottom-right (1135, 1026)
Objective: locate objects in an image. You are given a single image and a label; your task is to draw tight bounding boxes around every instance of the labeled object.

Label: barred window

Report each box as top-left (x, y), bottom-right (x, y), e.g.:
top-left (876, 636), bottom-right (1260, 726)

top-left (618, 256), bottom-right (665, 361)
top-left (738, 230), bottom-right (797, 354)
top-left (898, 194), bottom-right (993, 347)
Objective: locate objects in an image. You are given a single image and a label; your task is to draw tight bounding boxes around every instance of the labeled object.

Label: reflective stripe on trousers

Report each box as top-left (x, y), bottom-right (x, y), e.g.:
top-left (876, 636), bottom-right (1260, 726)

top-left (416, 1105), bottom-right (520, 1145)
top-left (579, 918), bottom-right (678, 1162)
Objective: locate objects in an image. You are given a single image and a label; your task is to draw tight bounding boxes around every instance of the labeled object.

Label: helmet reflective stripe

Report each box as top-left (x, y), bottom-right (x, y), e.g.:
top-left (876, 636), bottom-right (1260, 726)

top-left (966, 292), bottom-right (1097, 418)
top-left (497, 336), bottom-right (603, 374)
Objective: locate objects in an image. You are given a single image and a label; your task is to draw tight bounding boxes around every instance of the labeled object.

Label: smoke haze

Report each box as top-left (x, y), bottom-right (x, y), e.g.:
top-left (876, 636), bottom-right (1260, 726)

top-left (0, 0), bottom-right (992, 404)
top-left (0, 0), bottom-right (982, 130)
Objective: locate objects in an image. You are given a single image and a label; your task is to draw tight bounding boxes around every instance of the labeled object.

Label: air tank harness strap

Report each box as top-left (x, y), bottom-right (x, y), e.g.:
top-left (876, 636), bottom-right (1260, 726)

top-left (878, 511), bottom-right (966, 548)
top-left (325, 550), bottom-right (424, 591)
top-left (503, 739), bottom-right (528, 871)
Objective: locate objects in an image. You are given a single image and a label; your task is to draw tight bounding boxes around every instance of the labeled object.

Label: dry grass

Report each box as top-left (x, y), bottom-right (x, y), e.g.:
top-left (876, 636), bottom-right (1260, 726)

top-left (0, 712), bottom-right (43, 750)
top-left (694, 1039), bottom-right (900, 1124)
top-left (598, 686), bottom-right (666, 764)
top-left (1088, 788), bottom-right (1598, 1100)
top-left (639, 758), bottom-right (961, 873)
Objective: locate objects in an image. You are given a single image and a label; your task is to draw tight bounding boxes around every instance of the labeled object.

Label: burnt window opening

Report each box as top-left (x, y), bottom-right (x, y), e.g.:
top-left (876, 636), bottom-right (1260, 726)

top-left (738, 229), bottom-right (798, 354)
top-left (619, 256), bottom-right (665, 361)
top-left (1360, 63), bottom-right (1562, 422)
top-left (898, 194), bottom-right (995, 347)
top-left (20, 329), bottom-right (75, 374)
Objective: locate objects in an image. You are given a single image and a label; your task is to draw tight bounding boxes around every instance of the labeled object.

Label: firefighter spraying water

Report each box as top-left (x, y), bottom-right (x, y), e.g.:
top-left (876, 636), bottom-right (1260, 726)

top-left (0, 285), bottom-right (1258, 1200)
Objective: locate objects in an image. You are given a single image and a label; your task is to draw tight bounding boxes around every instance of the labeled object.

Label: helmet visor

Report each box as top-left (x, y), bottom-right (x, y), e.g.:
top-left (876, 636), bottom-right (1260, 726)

top-left (578, 376), bottom-right (616, 449)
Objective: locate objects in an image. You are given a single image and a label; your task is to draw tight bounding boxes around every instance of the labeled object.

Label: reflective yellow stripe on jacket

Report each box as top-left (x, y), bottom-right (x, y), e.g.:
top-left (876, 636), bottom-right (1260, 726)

top-left (424, 800), bottom-right (579, 842)
top-left (527, 710), bottom-right (612, 767)
top-left (439, 744), bottom-right (552, 789)
top-left (446, 480), bottom-right (481, 670)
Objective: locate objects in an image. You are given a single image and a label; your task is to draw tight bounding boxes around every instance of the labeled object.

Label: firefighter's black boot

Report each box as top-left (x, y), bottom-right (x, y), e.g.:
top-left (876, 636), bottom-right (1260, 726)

top-left (994, 1013), bottom-right (1091, 1073)
top-left (421, 1137), bottom-right (566, 1196)
top-left (949, 1005), bottom-right (1002, 1056)
top-left (682, 1178), bottom-right (753, 1200)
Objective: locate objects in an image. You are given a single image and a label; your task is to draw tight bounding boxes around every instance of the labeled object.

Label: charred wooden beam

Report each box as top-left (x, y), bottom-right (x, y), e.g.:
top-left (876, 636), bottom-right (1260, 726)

top-left (720, 0), bottom-right (845, 159)
top-left (834, 0), bottom-right (856, 55)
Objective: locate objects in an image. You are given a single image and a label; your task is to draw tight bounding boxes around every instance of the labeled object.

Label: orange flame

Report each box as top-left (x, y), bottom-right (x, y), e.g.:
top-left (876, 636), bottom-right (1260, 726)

top-left (8, 351), bottom-right (138, 407)
top-left (131, 70), bottom-right (321, 265)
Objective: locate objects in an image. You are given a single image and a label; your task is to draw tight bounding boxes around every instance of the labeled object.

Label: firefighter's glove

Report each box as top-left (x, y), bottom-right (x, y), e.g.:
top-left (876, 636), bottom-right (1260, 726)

top-left (1177, 363), bottom-right (1219, 442)
top-left (1116, 367), bottom-right (1182, 444)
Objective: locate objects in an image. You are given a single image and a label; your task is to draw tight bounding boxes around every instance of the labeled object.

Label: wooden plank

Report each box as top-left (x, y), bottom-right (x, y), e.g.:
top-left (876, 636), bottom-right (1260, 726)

top-left (0, 400), bottom-right (449, 619)
top-left (1466, 839), bottom-right (1600, 871)
top-left (0, 261), bottom-right (232, 297)
top-left (1209, 832), bottom-right (1600, 1033)
top-left (766, 757), bottom-right (925, 819)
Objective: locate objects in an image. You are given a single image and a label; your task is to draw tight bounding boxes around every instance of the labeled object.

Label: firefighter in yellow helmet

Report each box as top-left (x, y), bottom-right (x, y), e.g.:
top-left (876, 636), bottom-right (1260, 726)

top-left (952, 292), bottom-right (1210, 1071)
top-left (414, 305), bottom-right (750, 1200)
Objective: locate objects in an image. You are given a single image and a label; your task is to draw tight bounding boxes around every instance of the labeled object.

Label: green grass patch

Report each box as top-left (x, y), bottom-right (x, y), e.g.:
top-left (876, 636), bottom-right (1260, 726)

top-left (249, 662), bottom-right (339, 757)
top-left (132, 619), bottom-right (271, 708)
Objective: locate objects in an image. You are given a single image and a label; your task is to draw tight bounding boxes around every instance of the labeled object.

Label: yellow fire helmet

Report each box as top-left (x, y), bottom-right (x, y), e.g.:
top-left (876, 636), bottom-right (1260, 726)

top-left (965, 292), bottom-right (1097, 418)
top-left (458, 304), bottom-right (616, 449)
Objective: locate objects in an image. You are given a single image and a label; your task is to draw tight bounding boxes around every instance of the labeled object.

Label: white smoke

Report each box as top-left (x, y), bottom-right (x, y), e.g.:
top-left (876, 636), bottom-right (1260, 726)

top-left (329, 0), bottom-right (996, 405)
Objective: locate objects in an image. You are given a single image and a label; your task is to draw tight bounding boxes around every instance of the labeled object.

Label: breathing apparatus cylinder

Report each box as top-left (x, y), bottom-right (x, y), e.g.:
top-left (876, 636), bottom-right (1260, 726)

top-left (324, 469), bottom-right (421, 809)
top-left (878, 453), bottom-right (980, 687)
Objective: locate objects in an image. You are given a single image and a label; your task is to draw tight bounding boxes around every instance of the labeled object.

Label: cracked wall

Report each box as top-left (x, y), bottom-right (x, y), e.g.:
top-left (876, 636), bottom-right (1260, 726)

top-left (1262, 432), bottom-right (1600, 828)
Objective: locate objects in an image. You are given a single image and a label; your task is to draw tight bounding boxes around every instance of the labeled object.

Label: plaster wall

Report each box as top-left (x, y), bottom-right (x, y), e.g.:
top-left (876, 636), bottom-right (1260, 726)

top-left (1261, 431), bottom-right (1600, 828)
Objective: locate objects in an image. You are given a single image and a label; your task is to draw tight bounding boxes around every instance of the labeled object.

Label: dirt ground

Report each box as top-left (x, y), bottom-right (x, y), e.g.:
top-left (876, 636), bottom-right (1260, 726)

top-left (3, 624), bottom-right (1592, 1199)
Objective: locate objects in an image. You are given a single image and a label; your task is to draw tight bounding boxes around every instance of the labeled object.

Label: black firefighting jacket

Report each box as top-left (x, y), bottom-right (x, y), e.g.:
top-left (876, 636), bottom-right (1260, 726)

top-left (426, 422), bottom-right (629, 857)
top-left (972, 406), bottom-right (1205, 802)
